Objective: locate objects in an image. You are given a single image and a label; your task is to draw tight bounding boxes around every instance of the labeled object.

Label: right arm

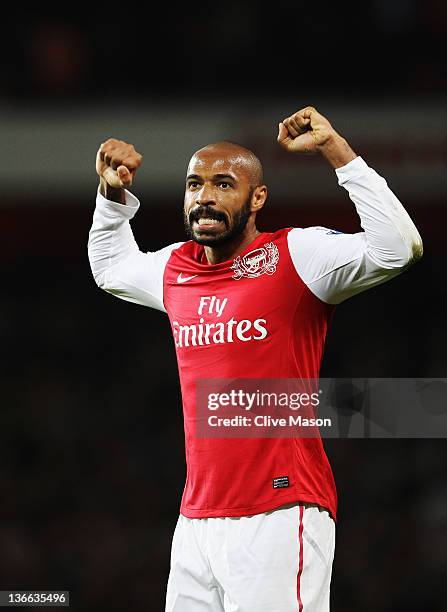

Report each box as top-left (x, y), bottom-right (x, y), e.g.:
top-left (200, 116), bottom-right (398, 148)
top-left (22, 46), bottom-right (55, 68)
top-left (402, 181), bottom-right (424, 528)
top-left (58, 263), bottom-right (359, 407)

top-left (87, 139), bottom-right (183, 312)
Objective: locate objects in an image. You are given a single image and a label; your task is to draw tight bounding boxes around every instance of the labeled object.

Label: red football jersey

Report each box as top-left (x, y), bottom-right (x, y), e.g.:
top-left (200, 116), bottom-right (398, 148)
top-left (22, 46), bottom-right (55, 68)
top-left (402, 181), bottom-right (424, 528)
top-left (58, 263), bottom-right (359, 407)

top-left (164, 229), bottom-right (337, 519)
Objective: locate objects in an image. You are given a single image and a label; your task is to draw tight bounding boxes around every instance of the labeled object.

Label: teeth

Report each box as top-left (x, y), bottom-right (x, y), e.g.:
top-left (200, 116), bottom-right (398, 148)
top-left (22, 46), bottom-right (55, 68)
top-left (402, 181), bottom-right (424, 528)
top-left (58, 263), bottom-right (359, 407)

top-left (197, 218), bottom-right (221, 225)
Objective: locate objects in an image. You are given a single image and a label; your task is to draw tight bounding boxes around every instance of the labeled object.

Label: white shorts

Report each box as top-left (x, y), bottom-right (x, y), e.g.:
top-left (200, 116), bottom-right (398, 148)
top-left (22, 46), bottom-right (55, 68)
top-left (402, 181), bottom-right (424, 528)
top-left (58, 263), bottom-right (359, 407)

top-left (165, 503), bottom-right (335, 612)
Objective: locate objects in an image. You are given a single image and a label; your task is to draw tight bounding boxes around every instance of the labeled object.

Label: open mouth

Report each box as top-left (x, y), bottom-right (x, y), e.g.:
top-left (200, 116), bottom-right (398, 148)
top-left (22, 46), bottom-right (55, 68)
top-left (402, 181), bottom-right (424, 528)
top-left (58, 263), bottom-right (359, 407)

top-left (190, 209), bottom-right (227, 232)
top-left (193, 217), bottom-right (225, 231)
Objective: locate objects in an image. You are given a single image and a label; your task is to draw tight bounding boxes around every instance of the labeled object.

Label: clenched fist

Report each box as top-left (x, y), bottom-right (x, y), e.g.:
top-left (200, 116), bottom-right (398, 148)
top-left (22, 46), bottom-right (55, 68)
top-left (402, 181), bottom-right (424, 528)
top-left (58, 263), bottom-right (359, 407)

top-left (96, 138), bottom-right (143, 190)
top-left (277, 106), bottom-right (356, 168)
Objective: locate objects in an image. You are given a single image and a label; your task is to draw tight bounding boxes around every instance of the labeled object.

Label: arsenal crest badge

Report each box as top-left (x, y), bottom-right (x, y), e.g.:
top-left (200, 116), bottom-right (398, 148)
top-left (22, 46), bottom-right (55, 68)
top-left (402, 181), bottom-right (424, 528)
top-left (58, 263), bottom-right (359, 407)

top-left (231, 242), bottom-right (279, 280)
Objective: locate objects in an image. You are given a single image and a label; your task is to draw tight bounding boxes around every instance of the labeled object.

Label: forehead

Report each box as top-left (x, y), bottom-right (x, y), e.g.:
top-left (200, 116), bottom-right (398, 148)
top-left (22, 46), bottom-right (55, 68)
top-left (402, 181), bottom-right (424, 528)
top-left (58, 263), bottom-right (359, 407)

top-left (187, 149), bottom-right (251, 180)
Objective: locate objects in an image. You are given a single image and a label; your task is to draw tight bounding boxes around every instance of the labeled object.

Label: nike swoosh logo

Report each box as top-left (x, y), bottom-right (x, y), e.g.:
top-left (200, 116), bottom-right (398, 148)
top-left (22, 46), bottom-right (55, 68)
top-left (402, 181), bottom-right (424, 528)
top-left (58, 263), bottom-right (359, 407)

top-left (177, 273), bottom-right (198, 284)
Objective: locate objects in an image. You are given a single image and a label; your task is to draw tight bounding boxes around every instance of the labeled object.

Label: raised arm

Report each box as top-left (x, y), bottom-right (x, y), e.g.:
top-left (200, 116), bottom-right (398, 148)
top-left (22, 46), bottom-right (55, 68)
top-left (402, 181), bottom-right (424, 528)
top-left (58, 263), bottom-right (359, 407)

top-left (88, 139), bottom-right (183, 312)
top-left (277, 106), bottom-right (423, 304)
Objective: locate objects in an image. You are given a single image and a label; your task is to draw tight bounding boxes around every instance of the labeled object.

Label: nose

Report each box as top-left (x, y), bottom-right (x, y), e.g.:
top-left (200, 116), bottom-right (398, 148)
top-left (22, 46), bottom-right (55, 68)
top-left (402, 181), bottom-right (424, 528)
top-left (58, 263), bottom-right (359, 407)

top-left (195, 185), bottom-right (216, 207)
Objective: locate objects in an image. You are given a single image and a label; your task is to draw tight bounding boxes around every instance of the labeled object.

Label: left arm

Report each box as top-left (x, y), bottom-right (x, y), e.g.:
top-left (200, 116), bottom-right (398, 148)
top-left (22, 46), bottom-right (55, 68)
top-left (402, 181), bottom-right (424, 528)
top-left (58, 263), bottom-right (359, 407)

top-left (278, 106), bottom-right (423, 304)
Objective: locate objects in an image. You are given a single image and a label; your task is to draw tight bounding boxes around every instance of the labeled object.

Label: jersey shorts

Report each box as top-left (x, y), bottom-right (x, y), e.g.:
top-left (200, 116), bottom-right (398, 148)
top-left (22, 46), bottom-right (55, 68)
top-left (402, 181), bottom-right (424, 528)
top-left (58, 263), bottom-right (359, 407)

top-left (165, 503), bottom-right (335, 612)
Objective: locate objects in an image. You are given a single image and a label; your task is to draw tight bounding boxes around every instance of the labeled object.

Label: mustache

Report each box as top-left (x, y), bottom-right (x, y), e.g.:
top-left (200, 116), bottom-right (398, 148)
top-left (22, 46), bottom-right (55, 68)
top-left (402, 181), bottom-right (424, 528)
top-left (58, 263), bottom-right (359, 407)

top-left (189, 206), bottom-right (227, 226)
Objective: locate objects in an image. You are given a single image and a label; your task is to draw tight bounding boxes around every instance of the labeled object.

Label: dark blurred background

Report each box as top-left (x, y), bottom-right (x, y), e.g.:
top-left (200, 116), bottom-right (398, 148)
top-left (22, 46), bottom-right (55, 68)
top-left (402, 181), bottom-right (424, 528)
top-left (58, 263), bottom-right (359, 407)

top-left (1, 2), bottom-right (446, 611)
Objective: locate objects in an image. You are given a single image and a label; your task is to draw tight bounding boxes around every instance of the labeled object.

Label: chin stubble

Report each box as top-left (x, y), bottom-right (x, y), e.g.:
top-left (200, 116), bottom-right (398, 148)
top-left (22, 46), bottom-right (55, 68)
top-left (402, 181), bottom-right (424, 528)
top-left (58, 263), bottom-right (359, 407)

top-left (183, 192), bottom-right (253, 247)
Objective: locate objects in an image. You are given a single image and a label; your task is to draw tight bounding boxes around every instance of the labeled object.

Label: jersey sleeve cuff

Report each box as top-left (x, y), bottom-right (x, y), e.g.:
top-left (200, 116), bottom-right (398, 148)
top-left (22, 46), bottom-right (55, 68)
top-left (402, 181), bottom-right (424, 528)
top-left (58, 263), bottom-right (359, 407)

top-left (95, 188), bottom-right (141, 219)
top-left (335, 156), bottom-right (369, 186)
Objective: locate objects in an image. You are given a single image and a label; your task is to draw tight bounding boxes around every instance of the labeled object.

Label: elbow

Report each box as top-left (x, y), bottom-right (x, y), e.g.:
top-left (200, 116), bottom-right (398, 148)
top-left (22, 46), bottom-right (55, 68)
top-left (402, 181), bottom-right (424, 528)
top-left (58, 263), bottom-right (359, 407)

top-left (400, 230), bottom-right (423, 268)
top-left (368, 230), bottom-right (423, 271)
top-left (92, 272), bottom-right (106, 289)
top-left (409, 233), bottom-right (423, 263)
top-left (89, 264), bottom-right (107, 289)
top-left (87, 245), bottom-right (108, 289)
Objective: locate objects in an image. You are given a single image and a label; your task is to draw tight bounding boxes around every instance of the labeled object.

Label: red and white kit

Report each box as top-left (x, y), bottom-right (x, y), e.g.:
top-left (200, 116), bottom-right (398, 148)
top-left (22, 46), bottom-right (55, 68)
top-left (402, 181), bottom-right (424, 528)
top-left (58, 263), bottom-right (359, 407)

top-left (88, 157), bottom-right (421, 611)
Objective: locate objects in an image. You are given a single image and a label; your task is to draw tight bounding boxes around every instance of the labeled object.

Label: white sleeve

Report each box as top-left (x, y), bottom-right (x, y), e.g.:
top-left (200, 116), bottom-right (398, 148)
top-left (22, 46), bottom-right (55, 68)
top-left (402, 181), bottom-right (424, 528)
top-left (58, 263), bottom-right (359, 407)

top-left (287, 156), bottom-right (423, 305)
top-left (87, 189), bottom-right (184, 312)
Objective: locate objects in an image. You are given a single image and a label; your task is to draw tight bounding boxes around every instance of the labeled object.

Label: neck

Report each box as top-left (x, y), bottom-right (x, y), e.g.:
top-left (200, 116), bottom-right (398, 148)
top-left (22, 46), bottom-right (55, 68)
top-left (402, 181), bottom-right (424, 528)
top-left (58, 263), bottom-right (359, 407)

top-left (204, 225), bottom-right (261, 265)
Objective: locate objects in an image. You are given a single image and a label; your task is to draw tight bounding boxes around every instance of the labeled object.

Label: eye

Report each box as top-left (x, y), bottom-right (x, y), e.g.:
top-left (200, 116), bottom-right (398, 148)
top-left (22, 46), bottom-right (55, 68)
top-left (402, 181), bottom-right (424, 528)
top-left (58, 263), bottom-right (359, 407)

top-left (188, 181), bottom-right (200, 189)
top-left (218, 182), bottom-right (231, 189)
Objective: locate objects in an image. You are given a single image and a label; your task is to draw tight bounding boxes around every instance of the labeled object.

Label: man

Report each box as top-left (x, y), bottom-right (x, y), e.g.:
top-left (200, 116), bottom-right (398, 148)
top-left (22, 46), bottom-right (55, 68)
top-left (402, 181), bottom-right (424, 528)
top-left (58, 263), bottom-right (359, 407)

top-left (88, 106), bottom-right (422, 611)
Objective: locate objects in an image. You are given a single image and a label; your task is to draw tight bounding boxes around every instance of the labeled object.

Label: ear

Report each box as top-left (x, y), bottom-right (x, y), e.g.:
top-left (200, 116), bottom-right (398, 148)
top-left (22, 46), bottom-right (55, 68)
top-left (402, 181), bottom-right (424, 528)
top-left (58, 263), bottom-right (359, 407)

top-left (250, 185), bottom-right (268, 212)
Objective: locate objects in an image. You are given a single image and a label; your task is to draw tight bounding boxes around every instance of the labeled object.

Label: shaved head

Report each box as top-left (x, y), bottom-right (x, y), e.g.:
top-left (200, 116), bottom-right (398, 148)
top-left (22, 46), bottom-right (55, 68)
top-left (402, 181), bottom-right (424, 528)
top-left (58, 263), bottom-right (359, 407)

top-left (190, 141), bottom-right (263, 188)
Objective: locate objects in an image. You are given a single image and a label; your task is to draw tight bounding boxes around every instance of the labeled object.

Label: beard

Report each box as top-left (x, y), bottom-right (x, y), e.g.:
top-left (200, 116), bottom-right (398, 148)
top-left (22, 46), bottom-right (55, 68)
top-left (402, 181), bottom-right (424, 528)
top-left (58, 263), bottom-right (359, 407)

top-left (184, 190), bottom-right (253, 247)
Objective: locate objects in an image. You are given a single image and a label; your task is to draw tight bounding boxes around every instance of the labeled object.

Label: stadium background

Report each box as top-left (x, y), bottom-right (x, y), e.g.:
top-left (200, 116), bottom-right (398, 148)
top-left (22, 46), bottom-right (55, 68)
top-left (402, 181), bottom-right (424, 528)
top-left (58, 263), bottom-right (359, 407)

top-left (1, 3), bottom-right (446, 610)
